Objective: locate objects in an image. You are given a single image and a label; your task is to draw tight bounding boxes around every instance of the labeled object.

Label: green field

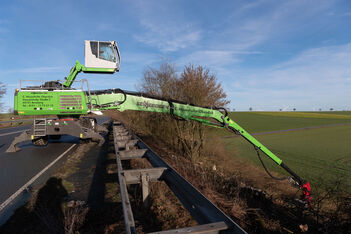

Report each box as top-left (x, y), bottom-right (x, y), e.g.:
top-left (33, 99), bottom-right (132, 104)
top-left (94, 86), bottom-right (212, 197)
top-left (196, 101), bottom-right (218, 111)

top-left (217, 112), bottom-right (351, 191)
top-left (0, 113), bottom-right (13, 120)
top-left (0, 113), bottom-right (32, 128)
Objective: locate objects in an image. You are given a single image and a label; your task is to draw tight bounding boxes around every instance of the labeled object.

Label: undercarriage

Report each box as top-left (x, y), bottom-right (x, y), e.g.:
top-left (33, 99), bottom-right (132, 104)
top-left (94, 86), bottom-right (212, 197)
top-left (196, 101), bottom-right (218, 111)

top-left (6, 116), bottom-right (107, 153)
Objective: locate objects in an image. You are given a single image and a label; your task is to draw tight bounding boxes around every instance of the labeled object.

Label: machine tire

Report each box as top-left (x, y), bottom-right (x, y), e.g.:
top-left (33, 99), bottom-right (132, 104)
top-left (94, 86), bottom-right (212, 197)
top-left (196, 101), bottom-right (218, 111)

top-left (32, 136), bottom-right (49, 146)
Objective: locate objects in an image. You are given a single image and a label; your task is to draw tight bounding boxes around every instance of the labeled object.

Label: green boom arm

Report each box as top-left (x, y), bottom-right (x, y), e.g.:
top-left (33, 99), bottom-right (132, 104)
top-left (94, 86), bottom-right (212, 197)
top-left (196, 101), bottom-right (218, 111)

top-left (63, 60), bottom-right (116, 88)
top-left (87, 89), bottom-right (311, 204)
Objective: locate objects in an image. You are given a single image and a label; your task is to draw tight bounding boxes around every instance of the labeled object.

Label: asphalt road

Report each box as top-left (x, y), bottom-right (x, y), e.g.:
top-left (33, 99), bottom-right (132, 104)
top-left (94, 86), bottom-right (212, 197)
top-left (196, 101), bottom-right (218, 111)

top-left (0, 116), bottom-right (109, 224)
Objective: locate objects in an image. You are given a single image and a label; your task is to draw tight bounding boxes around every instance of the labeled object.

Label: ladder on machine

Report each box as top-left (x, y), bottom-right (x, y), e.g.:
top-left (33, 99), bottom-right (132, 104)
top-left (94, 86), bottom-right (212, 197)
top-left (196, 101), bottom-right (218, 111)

top-left (33, 118), bottom-right (47, 137)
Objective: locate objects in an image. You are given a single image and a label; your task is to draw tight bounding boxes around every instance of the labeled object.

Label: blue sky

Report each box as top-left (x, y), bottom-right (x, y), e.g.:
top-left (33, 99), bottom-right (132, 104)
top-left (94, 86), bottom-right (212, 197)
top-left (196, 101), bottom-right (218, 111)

top-left (1, 0), bottom-right (351, 111)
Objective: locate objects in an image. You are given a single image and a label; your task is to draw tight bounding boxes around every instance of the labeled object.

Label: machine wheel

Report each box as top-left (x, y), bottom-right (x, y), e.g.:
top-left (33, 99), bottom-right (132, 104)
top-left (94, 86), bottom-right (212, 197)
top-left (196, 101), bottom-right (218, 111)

top-left (32, 136), bottom-right (49, 146)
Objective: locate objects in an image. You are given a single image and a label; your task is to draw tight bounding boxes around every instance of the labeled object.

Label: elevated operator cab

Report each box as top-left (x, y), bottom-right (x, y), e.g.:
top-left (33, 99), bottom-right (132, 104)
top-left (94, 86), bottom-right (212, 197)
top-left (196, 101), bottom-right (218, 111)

top-left (85, 40), bottom-right (121, 72)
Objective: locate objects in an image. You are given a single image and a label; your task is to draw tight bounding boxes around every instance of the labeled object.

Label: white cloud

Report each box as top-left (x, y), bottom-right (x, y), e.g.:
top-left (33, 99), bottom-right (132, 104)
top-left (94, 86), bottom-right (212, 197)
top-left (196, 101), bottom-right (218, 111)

top-left (177, 50), bottom-right (262, 68)
top-left (130, 0), bottom-right (202, 52)
top-left (178, 50), bottom-right (239, 66)
top-left (219, 0), bottom-right (334, 52)
top-left (163, 0), bottom-right (336, 84)
top-left (122, 52), bottom-right (160, 65)
top-left (134, 19), bottom-right (201, 52)
top-left (0, 66), bottom-right (64, 74)
top-left (135, 28), bottom-right (201, 53)
top-left (262, 43), bottom-right (351, 86)
top-left (3, 83), bottom-right (17, 87)
top-left (227, 43), bottom-right (351, 110)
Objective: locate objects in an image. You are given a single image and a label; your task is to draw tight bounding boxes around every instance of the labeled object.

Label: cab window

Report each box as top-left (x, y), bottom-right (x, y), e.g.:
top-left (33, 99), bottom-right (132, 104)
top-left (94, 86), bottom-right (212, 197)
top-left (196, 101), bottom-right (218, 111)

top-left (99, 42), bottom-right (116, 62)
top-left (90, 41), bottom-right (98, 58)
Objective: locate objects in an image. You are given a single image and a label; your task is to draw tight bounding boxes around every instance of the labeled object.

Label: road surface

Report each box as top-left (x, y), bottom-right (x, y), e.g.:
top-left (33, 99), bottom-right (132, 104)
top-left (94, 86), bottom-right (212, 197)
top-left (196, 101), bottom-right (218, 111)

top-left (0, 116), bottom-right (109, 224)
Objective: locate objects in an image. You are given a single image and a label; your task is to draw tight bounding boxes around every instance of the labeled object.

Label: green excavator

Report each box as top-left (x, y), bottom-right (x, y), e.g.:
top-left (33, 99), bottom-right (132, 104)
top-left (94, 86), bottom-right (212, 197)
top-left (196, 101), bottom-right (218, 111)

top-left (6, 40), bottom-right (311, 205)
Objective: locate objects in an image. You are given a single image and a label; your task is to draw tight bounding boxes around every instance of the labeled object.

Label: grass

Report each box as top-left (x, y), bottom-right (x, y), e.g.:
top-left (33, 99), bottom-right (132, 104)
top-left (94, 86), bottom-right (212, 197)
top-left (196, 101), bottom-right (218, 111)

top-left (62, 180), bottom-right (75, 193)
top-left (0, 113), bottom-right (33, 128)
top-left (218, 112), bottom-right (351, 191)
top-left (211, 111), bottom-right (351, 137)
top-left (0, 113), bottom-right (12, 119)
top-left (305, 111), bottom-right (351, 115)
top-left (253, 111), bottom-right (351, 119)
top-left (0, 113), bottom-right (31, 120)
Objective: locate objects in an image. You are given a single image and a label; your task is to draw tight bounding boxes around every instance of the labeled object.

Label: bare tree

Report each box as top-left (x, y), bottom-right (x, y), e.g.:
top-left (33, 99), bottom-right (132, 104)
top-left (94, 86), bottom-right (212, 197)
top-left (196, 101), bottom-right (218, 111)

top-left (0, 82), bottom-right (6, 112)
top-left (138, 62), bottom-right (178, 147)
top-left (138, 62), bottom-right (230, 161)
top-left (178, 64), bottom-right (229, 107)
top-left (140, 62), bottom-right (178, 99)
top-left (172, 64), bottom-right (229, 161)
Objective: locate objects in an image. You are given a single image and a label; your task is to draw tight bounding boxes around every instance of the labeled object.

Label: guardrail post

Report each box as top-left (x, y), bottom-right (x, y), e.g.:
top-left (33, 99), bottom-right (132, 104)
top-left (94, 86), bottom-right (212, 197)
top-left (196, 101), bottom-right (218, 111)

top-left (141, 173), bottom-right (149, 208)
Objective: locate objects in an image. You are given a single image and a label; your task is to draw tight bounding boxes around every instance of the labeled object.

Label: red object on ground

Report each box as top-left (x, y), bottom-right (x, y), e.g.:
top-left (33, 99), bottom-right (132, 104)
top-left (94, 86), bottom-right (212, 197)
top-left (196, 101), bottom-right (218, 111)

top-left (302, 182), bottom-right (312, 206)
top-left (53, 118), bottom-right (74, 121)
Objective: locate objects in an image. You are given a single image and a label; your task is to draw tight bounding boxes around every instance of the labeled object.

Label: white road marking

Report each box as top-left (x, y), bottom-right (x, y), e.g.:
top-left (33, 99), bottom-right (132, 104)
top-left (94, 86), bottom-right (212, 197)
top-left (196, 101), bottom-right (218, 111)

top-left (0, 144), bottom-right (77, 212)
top-left (0, 130), bottom-right (25, 137)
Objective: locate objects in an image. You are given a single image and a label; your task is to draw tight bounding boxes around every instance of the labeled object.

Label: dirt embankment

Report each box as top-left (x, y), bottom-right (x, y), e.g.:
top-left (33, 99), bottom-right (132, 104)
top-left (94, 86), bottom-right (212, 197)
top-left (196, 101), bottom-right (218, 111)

top-left (107, 111), bottom-right (351, 233)
top-left (1, 114), bottom-right (350, 233)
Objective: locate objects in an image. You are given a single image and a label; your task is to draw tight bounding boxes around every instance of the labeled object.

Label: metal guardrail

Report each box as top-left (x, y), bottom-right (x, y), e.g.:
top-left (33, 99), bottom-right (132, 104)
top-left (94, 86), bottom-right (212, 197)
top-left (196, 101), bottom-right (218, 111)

top-left (112, 121), bottom-right (246, 234)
